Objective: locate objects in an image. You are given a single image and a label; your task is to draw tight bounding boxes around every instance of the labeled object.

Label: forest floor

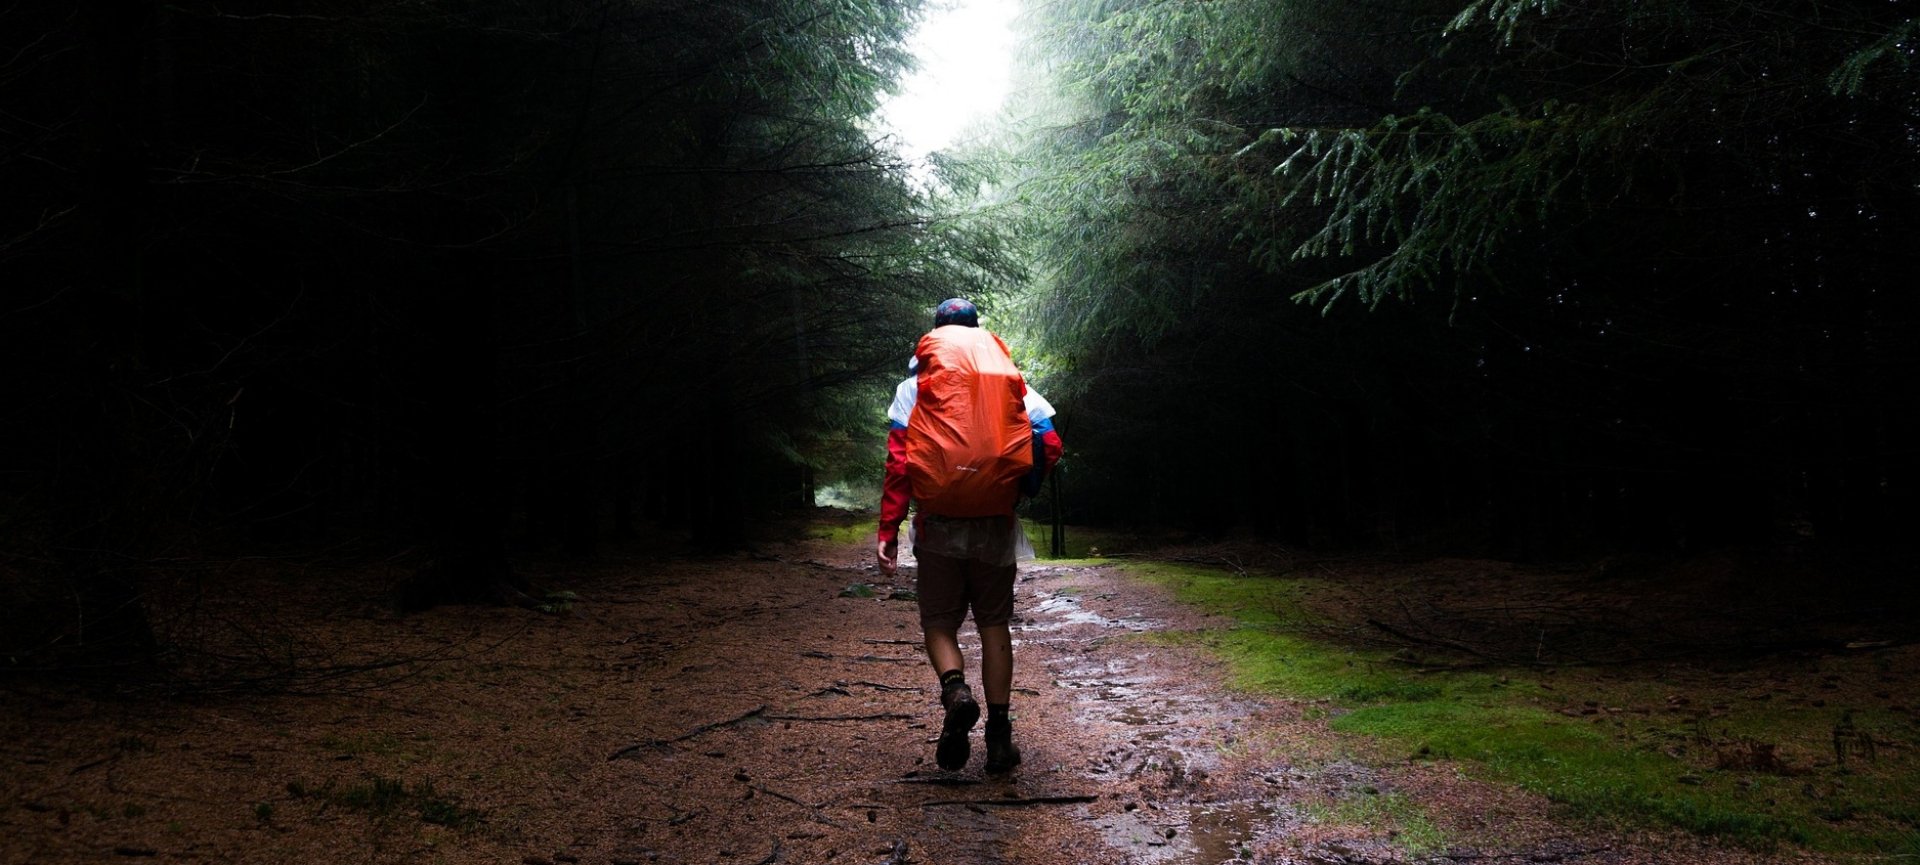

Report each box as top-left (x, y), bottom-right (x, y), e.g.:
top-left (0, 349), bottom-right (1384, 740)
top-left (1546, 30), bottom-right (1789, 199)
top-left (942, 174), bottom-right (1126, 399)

top-left (2, 510), bottom-right (1911, 864)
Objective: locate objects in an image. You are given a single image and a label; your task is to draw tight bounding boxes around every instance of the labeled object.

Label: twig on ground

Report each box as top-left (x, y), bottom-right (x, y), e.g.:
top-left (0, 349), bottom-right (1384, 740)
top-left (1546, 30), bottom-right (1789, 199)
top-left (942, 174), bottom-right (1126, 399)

top-left (766, 712), bottom-right (914, 722)
top-left (68, 753), bottom-right (121, 776)
top-left (1168, 555), bottom-right (1249, 576)
top-left (800, 652), bottom-right (917, 664)
top-left (1441, 846), bottom-right (1613, 862)
top-left (847, 680), bottom-right (919, 692)
top-left (748, 839), bottom-right (782, 865)
top-left (607, 704), bottom-right (768, 759)
top-left (1367, 617), bottom-right (1503, 663)
top-left (920, 794), bottom-right (1098, 807)
top-left (853, 655), bottom-right (918, 664)
top-left (748, 784), bottom-right (809, 807)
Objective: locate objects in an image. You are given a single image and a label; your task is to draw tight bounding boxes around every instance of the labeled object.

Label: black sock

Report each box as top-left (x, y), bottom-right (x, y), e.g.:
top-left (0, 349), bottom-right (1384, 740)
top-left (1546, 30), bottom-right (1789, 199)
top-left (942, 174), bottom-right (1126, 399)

top-left (939, 669), bottom-right (966, 691)
top-left (988, 703), bottom-right (1010, 724)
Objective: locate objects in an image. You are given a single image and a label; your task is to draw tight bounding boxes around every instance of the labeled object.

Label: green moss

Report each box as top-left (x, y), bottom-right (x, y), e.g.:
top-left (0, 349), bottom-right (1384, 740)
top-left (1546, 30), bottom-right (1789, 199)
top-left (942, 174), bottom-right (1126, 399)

top-left (1133, 562), bottom-right (1498, 702)
top-left (810, 520), bottom-right (874, 546)
top-left (1119, 561), bottom-right (1920, 855)
top-left (1303, 790), bottom-right (1447, 856)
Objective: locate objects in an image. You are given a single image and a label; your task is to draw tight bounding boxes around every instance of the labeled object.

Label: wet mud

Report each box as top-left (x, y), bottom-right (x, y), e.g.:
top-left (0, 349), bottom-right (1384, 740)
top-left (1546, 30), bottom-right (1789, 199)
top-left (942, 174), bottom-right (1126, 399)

top-left (0, 531), bottom-right (1838, 865)
top-left (1015, 568), bottom-right (1274, 864)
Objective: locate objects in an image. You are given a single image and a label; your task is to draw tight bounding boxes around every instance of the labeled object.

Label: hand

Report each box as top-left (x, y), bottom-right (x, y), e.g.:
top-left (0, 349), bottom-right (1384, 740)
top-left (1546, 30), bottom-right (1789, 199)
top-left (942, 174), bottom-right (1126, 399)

top-left (876, 536), bottom-right (899, 577)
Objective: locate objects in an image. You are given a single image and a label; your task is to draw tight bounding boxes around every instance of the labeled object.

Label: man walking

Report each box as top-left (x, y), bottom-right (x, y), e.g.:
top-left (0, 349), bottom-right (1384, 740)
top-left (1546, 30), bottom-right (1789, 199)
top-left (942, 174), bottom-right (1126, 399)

top-left (876, 298), bottom-right (1063, 773)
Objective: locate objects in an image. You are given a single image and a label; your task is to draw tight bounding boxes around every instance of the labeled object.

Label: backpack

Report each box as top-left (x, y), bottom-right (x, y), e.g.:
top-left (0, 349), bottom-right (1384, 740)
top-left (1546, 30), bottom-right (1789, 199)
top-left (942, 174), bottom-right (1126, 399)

top-left (904, 326), bottom-right (1034, 517)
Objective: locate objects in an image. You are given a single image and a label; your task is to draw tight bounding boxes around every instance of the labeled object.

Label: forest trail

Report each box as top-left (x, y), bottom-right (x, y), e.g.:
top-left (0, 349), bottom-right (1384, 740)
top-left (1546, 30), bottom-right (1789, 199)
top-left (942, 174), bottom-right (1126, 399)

top-left (1, 518), bottom-right (1835, 865)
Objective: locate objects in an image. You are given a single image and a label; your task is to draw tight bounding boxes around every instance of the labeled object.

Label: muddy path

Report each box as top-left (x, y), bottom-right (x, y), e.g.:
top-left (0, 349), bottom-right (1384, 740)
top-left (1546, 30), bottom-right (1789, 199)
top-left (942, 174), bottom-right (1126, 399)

top-left (1, 528), bottom-right (1829, 865)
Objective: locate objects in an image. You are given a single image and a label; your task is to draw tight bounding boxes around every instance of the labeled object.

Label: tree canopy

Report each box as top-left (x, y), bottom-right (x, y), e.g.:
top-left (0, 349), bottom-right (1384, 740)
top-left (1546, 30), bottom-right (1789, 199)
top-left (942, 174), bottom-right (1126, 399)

top-left (6, 0), bottom-right (1918, 669)
top-left (995, 0), bottom-right (1920, 552)
top-left (1, 0), bottom-right (1014, 660)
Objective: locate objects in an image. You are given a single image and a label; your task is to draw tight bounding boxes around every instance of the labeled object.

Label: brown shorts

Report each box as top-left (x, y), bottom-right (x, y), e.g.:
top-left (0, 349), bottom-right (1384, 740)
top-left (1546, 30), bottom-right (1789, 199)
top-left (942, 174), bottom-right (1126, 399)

top-left (914, 549), bottom-right (1016, 631)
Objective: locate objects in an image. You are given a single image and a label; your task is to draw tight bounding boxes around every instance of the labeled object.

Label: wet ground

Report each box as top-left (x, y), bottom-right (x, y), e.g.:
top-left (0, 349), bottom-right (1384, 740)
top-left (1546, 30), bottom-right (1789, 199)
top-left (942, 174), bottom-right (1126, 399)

top-left (1016, 566), bottom-right (1267, 864)
top-left (0, 529), bottom-right (1837, 865)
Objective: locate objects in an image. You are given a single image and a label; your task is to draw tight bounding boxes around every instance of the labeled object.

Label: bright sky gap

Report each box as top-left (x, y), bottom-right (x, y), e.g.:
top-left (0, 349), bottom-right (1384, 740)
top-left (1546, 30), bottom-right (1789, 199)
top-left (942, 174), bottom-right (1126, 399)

top-left (873, 0), bottom-right (1020, 163)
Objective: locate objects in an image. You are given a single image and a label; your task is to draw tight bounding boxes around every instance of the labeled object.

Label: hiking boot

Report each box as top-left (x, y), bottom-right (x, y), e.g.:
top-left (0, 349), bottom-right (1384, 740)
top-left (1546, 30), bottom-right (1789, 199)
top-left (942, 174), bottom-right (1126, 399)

top-left (984, 717), bottom-right (1022, 774)
top-left (935, 683), bottom-right (979, 771)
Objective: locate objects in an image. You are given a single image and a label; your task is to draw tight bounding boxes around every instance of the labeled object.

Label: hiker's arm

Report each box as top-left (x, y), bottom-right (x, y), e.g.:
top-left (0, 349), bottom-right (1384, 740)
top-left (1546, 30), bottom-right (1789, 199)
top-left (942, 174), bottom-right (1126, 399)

top-left (1026, 387), bottom-right (1063, 474)
top-left (1040, 426), bottom-right (1063, 473)
top-left (879, 378), bottom-right (917, 548)
top-left (878, 425), bottom-right (912, 545)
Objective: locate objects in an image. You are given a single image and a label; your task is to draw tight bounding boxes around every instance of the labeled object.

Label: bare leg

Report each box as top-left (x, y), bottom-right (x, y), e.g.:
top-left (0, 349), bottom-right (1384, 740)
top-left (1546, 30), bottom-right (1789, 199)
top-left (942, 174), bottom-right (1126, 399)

top-left (924, 627), bottom-right (964, 678)
top-left (978, 623), bottom-right (1012, 705)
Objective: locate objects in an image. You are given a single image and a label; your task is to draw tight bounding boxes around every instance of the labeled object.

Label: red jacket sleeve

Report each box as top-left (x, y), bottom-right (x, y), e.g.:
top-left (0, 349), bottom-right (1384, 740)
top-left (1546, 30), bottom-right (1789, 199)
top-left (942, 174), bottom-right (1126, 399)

top-left (1041, 429), bottom-right (1063, 474)
top-left (878, 426), bottom-right (912, 543)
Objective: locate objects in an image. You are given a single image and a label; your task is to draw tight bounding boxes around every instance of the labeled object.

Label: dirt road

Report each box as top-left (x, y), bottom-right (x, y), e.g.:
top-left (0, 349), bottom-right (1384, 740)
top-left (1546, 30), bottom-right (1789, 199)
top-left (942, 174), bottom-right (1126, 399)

top-left (1, 527), bottom-right (1823, 864)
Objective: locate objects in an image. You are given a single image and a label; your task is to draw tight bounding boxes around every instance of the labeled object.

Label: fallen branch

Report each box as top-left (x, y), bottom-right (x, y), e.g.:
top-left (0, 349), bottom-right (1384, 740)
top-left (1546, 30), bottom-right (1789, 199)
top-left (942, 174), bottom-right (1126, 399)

top-left (766, 712), bottom-right (914, 722)
top-left (749, 839), bottom-right (782, 865)
top-left (1366, 617), bottom-right (1503, 663)
top-left (749, 784), bottom-right (809, 807)
top-left (800, 652), bottom-right (917, 664)
top-left (1167, 555), bottom-right (1250, 575)
top-left (69, 753), bottom-right (121, 776)
top-left (848, 680), bottom-right (919, 692)
top-left (921, 794), bottom-right (1098, 807)
top-left (608, 704), bottom-right (767, 760)
top-left (1441, 845), bottom-right (1613, 862)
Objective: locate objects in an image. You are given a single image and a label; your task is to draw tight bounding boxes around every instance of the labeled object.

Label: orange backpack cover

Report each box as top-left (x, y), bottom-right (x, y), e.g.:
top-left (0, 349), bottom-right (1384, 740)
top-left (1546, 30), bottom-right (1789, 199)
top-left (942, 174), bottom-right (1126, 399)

top-left (905, 326), bottom-right (1034, 518)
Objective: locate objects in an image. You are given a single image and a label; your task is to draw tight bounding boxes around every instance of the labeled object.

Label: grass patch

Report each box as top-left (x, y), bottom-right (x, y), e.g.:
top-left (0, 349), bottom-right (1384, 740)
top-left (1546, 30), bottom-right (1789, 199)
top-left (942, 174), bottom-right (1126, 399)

top-left (289, 776), bottom-right (481, 829)
top-left (1124, 561), bottom-right (1920, 855)
top-left (810, 520), bottom-right (874, 546)
top-left (1303, 789), bottom-right (1447, 856)
top-left (317, 732), bottom-right (404, 756)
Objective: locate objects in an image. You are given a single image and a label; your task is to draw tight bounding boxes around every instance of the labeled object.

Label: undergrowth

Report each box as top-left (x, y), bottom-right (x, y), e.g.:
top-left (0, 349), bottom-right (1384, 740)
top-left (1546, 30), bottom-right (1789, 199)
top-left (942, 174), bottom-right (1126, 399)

top-left (1022, 520), bottom-right (1127, 561)
top-left (287, 776), bottom-right (482, 829)
top-left (1126, 561), bottom-right (1920, 855)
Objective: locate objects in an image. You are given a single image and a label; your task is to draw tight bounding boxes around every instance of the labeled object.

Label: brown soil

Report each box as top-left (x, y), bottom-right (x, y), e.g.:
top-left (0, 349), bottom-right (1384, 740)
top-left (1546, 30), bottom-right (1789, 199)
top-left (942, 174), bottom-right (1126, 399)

top-left (0, 516), bottom-right (1864, 865)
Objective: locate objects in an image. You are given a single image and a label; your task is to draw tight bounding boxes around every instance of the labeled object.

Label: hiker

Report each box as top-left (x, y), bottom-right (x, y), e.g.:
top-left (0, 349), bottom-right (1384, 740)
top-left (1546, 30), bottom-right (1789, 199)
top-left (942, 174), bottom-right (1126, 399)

top-left (876, 298), bottom-right (1063, 774)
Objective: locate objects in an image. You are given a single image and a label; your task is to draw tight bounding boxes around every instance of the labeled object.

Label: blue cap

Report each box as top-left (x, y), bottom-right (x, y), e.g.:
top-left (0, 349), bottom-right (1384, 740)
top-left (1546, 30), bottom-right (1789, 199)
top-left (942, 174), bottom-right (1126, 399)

top-left (933, 298), bottom-right (979, 328)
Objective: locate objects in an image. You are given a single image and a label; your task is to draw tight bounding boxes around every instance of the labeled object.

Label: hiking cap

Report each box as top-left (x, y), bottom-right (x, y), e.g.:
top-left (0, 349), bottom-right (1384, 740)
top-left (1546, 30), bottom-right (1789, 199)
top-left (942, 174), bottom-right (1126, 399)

top-left (933, 298), bottom-right (979, 328)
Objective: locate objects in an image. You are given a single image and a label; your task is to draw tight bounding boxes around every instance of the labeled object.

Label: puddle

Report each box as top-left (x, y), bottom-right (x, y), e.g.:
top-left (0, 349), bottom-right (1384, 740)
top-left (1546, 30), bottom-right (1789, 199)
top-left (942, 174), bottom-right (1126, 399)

top-left (1054, 678), bottom-right (1179, 729)
top-left (1092, 799), bottom-right (1274, 865)
top-left (1021, 566), bottom-right (1276, 864)
top-left (1020, 592), bottom-right (1159, 634)
top-left (1185, 800), bottom-right (1273, 864)
top-left (1107, 701), bottom-right (1169, 728)
top-left (1031, 594), bottom-right (1119, 627)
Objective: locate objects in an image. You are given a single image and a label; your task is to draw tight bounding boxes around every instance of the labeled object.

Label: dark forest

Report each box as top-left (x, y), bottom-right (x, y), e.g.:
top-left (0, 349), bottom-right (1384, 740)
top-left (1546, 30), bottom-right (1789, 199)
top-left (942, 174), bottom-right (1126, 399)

top-left (4, 2), bottom-right (1919, 862)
